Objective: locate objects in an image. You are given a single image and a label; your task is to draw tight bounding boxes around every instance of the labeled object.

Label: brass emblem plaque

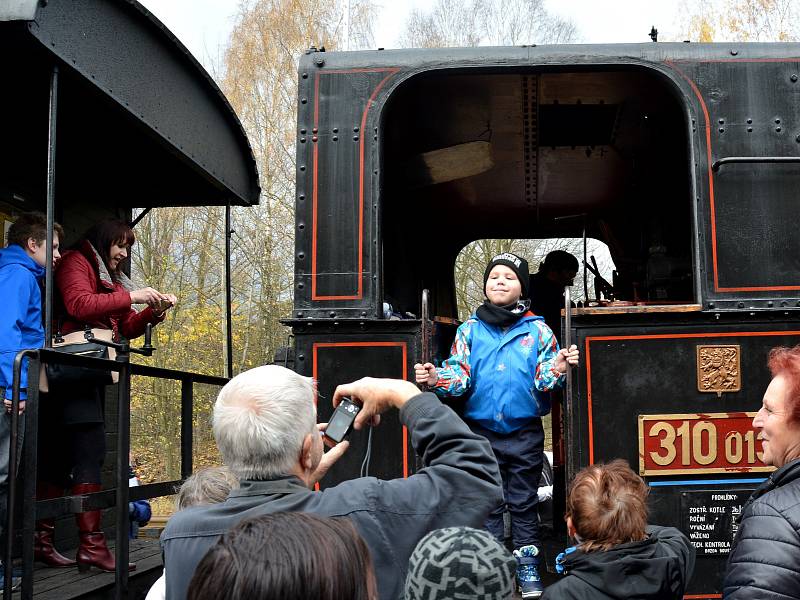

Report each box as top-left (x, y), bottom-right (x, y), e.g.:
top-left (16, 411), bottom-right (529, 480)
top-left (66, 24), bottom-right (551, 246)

top-left (697, 345), bottom-right (741, 395)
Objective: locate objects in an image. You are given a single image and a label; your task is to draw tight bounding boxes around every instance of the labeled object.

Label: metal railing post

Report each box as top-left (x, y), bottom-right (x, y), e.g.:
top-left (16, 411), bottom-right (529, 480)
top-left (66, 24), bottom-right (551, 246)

top-left (20, 356), bottom-right (41, 600)
top-left (181, 379), bottom-right (193, 480)
top-left (44, 65), bottom-right (58, 349)
top-left (6, 350), bottom-right (37, 599)
top-left (115, 356), bottom-right (131, 599)
top-left (223, 204), bottom-right (233, 379)
top-left (563, 286), bottom-right (573, 478)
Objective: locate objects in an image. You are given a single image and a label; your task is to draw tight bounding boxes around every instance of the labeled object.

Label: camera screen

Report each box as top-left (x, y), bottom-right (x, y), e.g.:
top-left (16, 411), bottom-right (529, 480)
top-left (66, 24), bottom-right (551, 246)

top-left (324, 400), bottom-right (360, 442)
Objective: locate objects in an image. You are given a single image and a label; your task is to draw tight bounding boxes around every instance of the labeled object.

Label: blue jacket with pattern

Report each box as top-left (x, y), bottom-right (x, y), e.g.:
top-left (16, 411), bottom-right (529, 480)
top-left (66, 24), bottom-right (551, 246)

top-left (432, 311), bottom-right (564, 434)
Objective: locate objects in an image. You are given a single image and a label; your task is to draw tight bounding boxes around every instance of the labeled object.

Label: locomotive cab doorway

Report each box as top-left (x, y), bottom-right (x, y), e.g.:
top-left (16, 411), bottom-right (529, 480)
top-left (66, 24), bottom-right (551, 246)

top-left (381, 66), bottom-right (694, 321)
top-left (379, 66), bottom-right (695, 533)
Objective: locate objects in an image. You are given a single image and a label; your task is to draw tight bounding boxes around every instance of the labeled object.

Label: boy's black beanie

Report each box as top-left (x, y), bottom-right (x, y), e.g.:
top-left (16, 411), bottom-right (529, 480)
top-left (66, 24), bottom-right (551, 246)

top-left (483, 252), bottom-right (529, 299)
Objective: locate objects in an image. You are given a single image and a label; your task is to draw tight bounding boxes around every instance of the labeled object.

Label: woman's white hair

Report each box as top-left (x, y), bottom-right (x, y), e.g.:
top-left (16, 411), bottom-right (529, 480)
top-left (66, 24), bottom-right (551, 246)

top-left (213, 365), bottom-right (317, 480)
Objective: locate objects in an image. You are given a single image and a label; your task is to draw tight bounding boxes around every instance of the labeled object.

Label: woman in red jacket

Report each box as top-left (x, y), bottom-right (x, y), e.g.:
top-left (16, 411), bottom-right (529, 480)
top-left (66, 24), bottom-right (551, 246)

top-left (36, 220), bottom-right (175, 573)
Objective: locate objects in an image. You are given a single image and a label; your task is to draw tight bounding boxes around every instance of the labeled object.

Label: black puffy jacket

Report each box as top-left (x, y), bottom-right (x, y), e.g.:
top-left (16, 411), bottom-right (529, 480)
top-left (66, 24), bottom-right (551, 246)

top-left (724, 458), bottom-right (800, 599)
top-left (542, 526), bottom-right (695, 600)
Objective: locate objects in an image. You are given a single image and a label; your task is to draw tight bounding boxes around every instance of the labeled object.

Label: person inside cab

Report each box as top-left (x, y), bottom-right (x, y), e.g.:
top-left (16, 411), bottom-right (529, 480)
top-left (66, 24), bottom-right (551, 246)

top-left (530, 250), bottom-right (579, 343)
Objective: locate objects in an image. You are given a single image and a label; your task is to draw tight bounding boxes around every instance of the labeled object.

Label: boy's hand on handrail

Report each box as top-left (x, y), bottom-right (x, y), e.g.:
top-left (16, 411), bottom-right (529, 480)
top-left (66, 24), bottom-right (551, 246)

top-left (555, 344), bottom-right (580, 373)
top-left (414, 363), bottom-right (438, 386)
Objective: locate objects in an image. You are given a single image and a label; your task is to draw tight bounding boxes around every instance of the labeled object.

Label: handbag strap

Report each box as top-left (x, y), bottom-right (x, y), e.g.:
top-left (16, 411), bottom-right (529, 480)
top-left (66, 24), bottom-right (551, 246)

top-left (53, 321), bottom-right (94, 345)
top-left (53, 317), bottom-right (64, 344)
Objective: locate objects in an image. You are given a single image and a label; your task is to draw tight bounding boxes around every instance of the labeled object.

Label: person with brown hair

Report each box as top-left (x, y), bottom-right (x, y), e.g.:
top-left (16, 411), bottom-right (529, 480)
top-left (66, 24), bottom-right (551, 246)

top-left (542, 459), bottom-right (694, 600)
top-left (724, 345), bottom-right (800, 599)
top-left (37, 219), bottom-right (176, 573)
top-left (186, 512), bottom-right (377, 600)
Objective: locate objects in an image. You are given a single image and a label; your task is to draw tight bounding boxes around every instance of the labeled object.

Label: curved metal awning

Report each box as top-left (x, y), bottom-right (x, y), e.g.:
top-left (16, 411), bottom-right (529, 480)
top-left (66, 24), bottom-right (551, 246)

top-left (0, 0), bottom-right (260, 208)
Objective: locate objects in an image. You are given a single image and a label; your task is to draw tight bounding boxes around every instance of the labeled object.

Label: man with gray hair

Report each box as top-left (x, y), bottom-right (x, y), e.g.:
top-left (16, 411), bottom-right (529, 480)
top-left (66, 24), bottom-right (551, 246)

top-left (161, 365), bottom-right (502, 600)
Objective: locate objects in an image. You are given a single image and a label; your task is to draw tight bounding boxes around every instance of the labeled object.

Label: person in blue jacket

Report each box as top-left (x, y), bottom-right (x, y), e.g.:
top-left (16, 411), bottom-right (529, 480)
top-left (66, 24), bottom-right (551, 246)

top-left (415, 252), bottom-right (579, 599)
top-left (0, 212), bottom-right (63, 582)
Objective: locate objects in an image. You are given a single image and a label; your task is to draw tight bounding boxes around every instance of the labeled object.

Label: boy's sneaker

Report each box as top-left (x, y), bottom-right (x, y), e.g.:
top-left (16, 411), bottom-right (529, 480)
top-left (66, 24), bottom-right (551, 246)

top-left (513, 544), bottom-right (543, 599)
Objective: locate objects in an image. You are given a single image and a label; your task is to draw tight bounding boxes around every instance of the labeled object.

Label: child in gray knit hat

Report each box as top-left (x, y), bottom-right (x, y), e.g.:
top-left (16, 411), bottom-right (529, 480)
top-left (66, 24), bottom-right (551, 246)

top-left (404, 526), bottom-right (516, 600)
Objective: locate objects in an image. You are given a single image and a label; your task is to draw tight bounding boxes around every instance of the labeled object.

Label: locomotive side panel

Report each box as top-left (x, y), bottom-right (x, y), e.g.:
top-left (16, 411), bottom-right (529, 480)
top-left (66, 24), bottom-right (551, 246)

top-left (568, 314), bottom-right (800, 596)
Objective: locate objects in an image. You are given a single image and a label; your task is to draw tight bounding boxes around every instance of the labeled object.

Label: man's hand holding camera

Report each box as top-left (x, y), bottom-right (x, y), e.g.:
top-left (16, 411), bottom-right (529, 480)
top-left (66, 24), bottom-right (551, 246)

top-left (310, 378), bottom-right (420, 487)
top-left (333, 377), bottom-right (420, 430)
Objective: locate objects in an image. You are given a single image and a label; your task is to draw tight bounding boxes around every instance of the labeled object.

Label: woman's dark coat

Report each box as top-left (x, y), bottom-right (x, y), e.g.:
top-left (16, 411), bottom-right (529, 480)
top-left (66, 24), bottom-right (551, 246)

top-left (724, 458), bottom-right (800, 599)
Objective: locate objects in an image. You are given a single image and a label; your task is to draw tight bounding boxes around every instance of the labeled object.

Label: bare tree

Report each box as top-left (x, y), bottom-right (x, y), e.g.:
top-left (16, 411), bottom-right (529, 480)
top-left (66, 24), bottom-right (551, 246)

top-left (400, 0), bottom-right (578, 48)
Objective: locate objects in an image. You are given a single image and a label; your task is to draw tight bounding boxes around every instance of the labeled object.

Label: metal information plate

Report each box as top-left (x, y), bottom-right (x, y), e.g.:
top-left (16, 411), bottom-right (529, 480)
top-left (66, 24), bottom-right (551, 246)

top-left (680, 489), bottom-right (752, 555)
top-left (638, 412), bottom-right (773, 476)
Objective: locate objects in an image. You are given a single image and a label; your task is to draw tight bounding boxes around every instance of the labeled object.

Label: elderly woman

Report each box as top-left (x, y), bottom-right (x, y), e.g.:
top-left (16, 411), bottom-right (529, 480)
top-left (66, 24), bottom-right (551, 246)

top-left (36, 219), bottom-right (175, 573)
top-left (724, 345), bottom-right (800, 599)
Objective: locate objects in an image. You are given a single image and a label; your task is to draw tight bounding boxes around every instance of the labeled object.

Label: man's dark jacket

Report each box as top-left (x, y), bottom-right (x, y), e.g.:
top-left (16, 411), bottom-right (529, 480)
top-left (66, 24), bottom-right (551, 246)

top-left (530, 271), bottom-right (565, 343)
top-left (161, 393), bottom-right (503, 600)
top-left (723, 458), bottom-right (800, 599)
top-left (541, 526), bottom-right (695, 600)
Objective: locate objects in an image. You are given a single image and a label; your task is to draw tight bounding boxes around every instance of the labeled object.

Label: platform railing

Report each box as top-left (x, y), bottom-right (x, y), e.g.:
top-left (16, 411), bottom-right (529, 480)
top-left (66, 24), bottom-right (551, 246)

top-left (6, 341), bottom-right (227, 599)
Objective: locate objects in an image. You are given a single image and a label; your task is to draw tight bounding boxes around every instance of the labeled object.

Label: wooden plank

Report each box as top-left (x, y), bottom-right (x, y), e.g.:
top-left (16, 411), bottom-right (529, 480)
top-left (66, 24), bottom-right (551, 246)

top-left (405, 141), bottom-right (494, 187)
top-left (567, 304), bottom-right (703, 316)
top-left (31, 539), bottom-right (162, 599)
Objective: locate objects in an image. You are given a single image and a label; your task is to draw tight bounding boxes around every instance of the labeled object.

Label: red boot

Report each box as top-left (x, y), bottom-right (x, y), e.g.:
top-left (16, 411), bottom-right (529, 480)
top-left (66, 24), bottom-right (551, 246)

top-left (34, 483), bottom-right (76, 567)
top-left (73, 484), bottom-right (135, 573)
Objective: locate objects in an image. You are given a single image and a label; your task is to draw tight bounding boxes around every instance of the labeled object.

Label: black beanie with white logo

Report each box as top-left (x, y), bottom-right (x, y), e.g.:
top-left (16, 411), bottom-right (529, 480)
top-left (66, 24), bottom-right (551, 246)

top-left (483, 252), bottom-right (530, 299)
top-left (404, 527), bottom-right (516, 600)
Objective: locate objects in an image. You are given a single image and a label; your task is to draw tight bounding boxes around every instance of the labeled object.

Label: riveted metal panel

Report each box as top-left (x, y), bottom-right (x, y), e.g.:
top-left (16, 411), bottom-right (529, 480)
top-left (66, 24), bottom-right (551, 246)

top-left (567, 312), bottom-right (800, 596)
top-left (293, 323), bottom-right (419, 487)
top-left (294, 65), bottom-right (399, 318)
top-left (670, 59), bottom-right (800, 307)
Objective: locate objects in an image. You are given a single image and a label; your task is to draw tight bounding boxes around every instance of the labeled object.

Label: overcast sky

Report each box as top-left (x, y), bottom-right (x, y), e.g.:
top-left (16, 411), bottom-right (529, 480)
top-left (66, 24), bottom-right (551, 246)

top-left (137, 0), bottom-right (684, 72)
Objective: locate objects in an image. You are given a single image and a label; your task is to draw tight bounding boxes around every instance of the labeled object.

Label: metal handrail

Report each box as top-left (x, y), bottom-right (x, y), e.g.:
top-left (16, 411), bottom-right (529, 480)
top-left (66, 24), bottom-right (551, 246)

top-left (711, 156), bottom-right (800, 172)
top-left (6, 345), bottom-right (228, 599)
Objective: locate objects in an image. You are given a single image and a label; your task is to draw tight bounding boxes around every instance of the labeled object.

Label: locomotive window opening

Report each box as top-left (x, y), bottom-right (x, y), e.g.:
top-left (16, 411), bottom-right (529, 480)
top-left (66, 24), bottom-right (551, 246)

top-left (380, 67), bottom-right (694, 320)
top-left (452, 238), bottom-right (615, 322)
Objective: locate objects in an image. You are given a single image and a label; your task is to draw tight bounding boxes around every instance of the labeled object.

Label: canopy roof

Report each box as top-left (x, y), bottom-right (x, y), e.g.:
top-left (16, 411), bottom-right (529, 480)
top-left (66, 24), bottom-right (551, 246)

top-left (0, 0), bottom-right (260, 208)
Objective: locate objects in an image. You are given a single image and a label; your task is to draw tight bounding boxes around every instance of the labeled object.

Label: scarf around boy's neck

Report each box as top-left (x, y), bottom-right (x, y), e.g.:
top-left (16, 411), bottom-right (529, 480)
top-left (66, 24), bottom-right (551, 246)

top-left (476, 298), bottom-right (531, 327)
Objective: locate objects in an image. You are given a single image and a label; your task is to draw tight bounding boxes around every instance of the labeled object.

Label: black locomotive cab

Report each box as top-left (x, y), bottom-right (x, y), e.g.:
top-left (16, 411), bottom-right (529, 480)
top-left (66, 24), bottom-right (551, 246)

top-left (382, 67), bottom-right (694, 320)
top-left (291, 44), bottom-right (800, 596)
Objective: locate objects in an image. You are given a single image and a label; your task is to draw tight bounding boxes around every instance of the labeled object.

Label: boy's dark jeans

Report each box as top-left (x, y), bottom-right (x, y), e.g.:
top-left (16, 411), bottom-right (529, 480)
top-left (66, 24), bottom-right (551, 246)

top-left (470, 419), bottom-right (544, 549)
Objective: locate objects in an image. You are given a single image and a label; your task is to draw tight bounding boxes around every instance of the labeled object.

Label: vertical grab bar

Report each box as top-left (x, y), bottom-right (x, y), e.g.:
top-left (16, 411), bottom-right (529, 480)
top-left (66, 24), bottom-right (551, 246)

top-left (420, 289), bottom-right (431, 386)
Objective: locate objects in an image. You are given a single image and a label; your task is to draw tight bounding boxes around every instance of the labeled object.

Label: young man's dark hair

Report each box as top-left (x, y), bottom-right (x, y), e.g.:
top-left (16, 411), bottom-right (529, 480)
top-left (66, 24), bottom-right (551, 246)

top-left (6, 212), bottom-right (64, 248)
top-left (187, 513), bottom-right (376, 600)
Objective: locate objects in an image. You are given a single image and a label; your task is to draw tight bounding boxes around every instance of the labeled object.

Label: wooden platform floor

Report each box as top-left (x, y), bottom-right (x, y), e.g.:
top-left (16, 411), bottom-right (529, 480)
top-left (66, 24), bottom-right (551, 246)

top-left (17, 538), bottom-right (163, 600)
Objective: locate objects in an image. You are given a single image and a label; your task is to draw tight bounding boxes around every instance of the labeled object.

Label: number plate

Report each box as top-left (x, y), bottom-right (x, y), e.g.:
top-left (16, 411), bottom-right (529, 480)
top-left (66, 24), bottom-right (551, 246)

top-left (638, 413), bottom-right (773, 476)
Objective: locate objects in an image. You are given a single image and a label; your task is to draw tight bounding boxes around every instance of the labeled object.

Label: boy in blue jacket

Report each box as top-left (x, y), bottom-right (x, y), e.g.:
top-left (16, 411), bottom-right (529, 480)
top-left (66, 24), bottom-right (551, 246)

top-left (0, 212), bottom-right (62, 582)
top-left (416, 252), bottom-right (579, 599)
